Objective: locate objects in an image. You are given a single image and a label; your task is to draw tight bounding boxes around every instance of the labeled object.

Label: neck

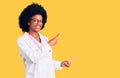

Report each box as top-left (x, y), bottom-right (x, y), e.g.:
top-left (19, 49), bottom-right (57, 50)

top-left (28, 31), bottom-right (39, 38)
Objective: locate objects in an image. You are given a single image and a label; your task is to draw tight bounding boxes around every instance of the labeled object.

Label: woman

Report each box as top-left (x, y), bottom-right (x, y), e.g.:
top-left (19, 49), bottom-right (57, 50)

top-left (17, 3), bottom-right (71, 78)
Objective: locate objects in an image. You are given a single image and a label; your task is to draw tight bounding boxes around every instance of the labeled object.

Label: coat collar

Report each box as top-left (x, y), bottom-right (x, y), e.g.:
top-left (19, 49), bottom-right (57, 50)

top-left (23, 32), bottom-right (46, 48)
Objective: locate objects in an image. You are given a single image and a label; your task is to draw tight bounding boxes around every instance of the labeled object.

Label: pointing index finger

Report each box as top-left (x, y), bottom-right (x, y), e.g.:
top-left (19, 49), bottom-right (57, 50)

top-left (68, 57), bottom-right (75, 63)
top-left (55, 33), bottom-right (60, 39)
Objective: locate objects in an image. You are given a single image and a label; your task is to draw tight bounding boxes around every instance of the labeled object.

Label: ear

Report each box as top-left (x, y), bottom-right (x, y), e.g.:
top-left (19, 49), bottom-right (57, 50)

top-left (28, 22), bottom-right (30, 26)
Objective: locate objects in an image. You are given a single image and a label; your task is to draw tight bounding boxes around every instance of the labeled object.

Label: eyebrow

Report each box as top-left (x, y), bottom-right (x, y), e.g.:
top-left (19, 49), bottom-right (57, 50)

top-left (31, 18), bottom-right (43, 21)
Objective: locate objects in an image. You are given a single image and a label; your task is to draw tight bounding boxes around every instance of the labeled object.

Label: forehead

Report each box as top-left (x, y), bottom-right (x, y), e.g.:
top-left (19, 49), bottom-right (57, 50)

top-left (31, 14), bottom-right (42, 19)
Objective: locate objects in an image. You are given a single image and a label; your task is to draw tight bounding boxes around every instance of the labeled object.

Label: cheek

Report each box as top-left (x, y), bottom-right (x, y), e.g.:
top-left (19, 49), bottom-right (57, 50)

top-left (41, 23), bottom-right (43, 27)
top-left (28, 24), bottom-right (35, 29)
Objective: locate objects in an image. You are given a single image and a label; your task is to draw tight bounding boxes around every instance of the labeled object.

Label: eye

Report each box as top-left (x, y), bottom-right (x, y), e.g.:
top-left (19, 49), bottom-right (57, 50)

top-left (39, 20), bottom-right (42, 22)
top-left (31, 19), bottom-right (43, 24)
top-left (32, 19), bottom-right (37, 22)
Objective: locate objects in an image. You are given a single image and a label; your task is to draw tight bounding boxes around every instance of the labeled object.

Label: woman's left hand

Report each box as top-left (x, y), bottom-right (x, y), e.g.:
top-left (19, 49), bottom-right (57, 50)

top-left (48, 33), bottom-right (60, 46)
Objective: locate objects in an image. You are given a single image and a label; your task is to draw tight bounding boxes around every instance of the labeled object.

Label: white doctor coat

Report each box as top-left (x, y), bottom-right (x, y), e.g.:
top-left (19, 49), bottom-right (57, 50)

top-left (17, 32), bottom-right (62, 78)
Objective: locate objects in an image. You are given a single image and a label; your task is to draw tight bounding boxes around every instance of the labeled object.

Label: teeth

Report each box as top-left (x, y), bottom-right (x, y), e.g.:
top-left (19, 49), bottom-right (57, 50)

top-left (36, 26), bottom-right (40, 29)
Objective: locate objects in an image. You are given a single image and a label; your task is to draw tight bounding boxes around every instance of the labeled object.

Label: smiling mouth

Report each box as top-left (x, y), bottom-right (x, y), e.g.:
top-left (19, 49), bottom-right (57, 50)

top-left (36, 26), bottom-right (41, 29)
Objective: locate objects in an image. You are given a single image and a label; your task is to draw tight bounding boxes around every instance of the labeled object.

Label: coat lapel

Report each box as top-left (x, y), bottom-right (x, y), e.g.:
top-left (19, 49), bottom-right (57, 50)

top-left (23, 32), bottom-right (39, 49)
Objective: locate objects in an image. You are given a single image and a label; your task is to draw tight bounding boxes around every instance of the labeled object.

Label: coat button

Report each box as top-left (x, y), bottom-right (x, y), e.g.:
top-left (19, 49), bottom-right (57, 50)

top-left (49, 50), bottom-right (51, 52)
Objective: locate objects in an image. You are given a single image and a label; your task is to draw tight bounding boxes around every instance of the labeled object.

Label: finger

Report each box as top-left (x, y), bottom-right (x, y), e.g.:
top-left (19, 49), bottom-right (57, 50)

top-left (68, 57), bottom-right (75, 63)
top-left (64, 63), bottom-right (69, 67)
top-left (65, 61), bottom-right (70, 67)
top-left (54, 33), bottom-right (60, 39)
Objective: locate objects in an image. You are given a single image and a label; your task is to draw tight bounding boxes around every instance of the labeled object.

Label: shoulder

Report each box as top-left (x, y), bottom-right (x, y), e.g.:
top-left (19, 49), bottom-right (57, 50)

top-left (44, 36), bottom-right (49, 41)
top-left (17, 36), bottom-right (25, 45)
top-left (39, 33), bottom-right (49, 41)
top-left (17, 36), bottom-right (24, 42)
top-left (17, 32), bottom-right (27, 43)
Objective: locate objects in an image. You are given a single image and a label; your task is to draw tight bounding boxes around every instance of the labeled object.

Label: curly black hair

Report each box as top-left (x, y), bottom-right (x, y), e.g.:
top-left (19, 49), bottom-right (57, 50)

top-left (19, 3), bottom-right (47, 32)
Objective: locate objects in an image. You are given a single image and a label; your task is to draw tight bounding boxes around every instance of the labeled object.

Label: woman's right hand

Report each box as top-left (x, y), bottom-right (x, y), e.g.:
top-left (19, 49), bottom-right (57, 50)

top-left (61, 60), bottom-right (71, 67)
top-left (61, 58), bottom-right (74, 67)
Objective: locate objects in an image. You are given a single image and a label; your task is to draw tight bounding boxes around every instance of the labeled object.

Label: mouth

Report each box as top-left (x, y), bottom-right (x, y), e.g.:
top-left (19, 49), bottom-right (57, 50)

top-left (36, 26), bottom-right (41, 29)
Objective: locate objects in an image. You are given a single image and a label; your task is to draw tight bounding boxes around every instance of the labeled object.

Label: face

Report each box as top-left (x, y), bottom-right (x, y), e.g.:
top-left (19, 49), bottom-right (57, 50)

top-left (28, 14), bottom-right (43, 32)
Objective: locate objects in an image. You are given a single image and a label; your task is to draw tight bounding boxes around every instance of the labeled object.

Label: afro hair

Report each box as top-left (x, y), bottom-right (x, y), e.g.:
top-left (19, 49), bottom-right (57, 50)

top-left (19, 3), bottom-right (47, 32)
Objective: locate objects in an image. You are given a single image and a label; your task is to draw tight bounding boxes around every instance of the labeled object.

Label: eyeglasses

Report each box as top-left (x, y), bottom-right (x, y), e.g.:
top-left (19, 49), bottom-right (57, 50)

top-left (31, 19), bottom-right (43, 24)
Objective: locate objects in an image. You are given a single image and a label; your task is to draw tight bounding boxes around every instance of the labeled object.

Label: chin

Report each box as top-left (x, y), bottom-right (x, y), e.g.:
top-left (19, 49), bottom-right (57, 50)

top-left (35, 29), bottom-right (41, 32)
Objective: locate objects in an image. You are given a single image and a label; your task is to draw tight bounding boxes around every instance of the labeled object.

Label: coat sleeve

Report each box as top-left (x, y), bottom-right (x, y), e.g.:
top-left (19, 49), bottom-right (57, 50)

top-left (17, 37), bottom-right (50, 64)
top-left (43, 36), bottom-right (62, 70)
top-left (52, 60), bottom-right (62, 70)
